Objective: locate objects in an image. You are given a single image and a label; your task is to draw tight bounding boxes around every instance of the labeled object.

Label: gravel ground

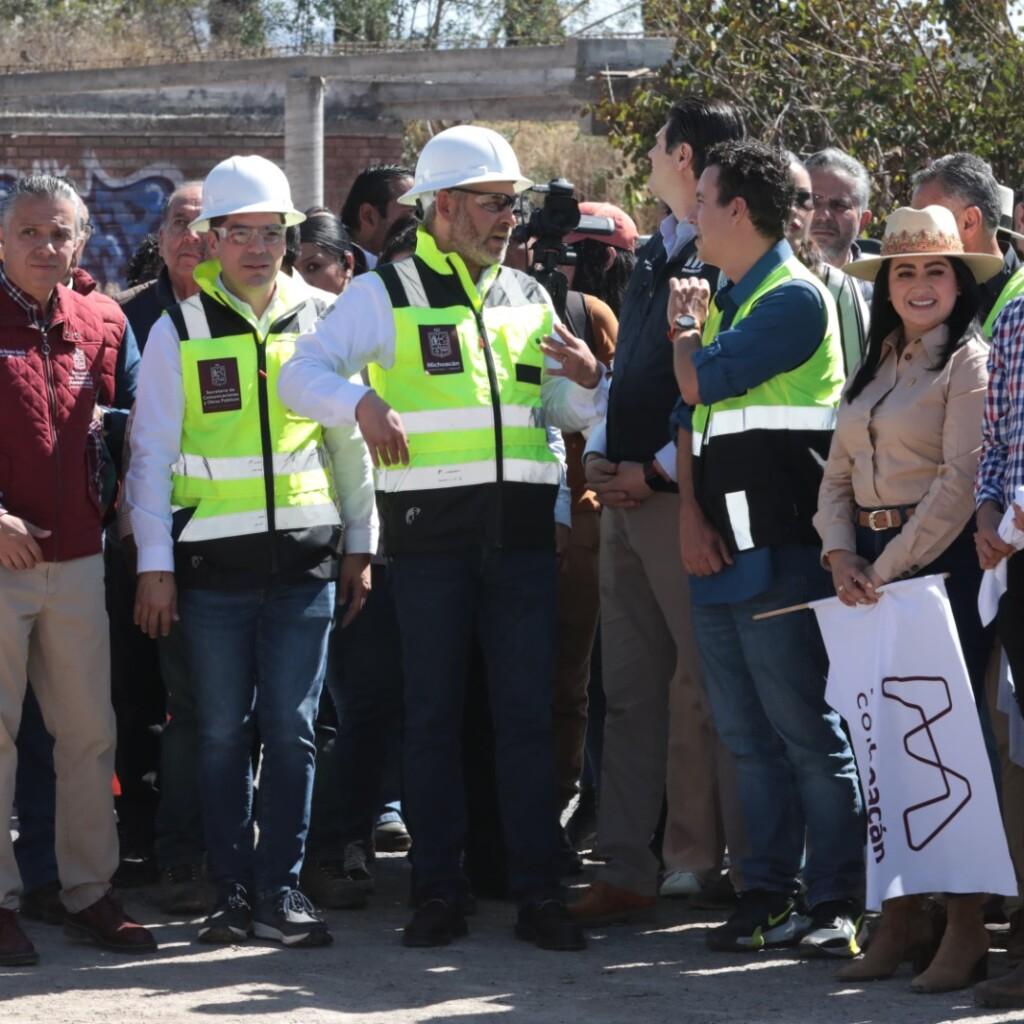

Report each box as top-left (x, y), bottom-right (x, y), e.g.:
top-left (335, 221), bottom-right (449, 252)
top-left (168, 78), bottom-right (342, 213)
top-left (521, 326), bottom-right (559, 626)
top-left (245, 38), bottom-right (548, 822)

top-left (5, 855), bottom-right (1024, 1024)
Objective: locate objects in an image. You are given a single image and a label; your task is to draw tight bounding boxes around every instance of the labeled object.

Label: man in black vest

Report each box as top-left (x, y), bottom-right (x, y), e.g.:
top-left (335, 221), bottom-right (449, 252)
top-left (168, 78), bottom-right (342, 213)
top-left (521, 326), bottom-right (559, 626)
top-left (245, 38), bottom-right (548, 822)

top-left (571, 98), bottom-right (745, 924)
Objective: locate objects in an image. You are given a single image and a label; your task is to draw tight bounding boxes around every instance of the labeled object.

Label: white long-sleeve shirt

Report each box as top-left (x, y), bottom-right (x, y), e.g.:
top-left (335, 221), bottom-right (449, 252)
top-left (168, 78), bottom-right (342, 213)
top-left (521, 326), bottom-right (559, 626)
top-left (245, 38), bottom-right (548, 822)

top-left (127, 279), bottom-right (378, 574)
top-left (276, 271), bottom-right (609, 435)
top-left (583, 420), bottom-right (678, 483)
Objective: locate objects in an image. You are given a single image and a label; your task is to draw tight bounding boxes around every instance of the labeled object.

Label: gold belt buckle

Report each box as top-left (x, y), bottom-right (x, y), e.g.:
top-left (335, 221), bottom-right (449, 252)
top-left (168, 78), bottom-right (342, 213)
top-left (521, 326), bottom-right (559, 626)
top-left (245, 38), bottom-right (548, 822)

top-left (867, 509), bottom-right (893, 531)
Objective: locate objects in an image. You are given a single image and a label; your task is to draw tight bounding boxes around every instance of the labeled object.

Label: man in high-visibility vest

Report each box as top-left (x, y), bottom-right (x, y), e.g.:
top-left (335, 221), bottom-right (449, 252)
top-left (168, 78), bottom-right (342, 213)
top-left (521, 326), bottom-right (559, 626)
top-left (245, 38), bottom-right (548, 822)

top-left (279, 125), bottom-right (608, 951)
top-left (667, 140), bottom-right (864, 957)
top-left (128, 154), bottom-right (377, 949)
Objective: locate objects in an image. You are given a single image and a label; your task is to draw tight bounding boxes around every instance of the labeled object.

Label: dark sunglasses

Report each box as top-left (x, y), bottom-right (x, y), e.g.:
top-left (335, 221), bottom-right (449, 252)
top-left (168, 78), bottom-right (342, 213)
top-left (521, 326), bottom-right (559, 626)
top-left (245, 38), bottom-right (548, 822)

top-left (794, 190), bottom-right (814, 211)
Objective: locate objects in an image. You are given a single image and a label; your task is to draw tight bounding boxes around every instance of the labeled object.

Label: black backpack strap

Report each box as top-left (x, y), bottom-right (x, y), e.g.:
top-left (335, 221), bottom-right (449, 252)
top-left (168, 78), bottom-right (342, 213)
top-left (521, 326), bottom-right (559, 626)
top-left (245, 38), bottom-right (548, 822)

top-left (166, 304), bottom-right (188, 342)
top-left (564, 289), bottom-right (595, 354)
top-left (376, 263), bottom-right (410, 309)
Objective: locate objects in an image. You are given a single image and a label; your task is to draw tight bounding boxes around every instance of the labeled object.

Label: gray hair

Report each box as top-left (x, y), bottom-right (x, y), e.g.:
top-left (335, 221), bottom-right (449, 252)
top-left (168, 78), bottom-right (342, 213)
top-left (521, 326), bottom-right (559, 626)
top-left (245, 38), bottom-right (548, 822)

top-left (160, 180), bottom-right (203, 227)
top-left (805, 148), bottom-right (871, 211)
top-left (421, 199), bottom-right (437, 231)
top-left (0, 174), bottom-right (81, 232)
top-left (912, 152), bottom-right (1001, 232)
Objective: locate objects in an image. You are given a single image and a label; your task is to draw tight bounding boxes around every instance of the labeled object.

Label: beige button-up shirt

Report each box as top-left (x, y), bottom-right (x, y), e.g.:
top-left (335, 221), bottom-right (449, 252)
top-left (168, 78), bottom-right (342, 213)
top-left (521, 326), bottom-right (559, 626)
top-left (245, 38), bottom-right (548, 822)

top-left (814, 324), bottom-right (988, 582)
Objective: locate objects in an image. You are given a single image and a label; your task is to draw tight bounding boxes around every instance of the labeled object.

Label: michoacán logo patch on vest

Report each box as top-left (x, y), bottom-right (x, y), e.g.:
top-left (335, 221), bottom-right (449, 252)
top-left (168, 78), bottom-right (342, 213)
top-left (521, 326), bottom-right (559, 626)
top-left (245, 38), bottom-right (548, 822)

top-left (418, 324), bottom-right (464, 375)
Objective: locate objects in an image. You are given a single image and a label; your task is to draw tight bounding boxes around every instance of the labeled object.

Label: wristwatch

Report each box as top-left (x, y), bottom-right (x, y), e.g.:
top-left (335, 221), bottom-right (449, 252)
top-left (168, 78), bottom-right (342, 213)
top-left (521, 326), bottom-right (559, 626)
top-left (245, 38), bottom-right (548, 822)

top-left (673, 313), bottom-right (701, 335)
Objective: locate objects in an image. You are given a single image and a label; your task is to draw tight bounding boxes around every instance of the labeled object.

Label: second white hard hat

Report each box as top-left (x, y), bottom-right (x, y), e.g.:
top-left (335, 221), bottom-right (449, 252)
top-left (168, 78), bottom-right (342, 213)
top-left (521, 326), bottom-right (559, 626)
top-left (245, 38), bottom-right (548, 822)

top-left (398, 125), bottom-right (532, 206)
top-left (190, 154), bottom-right (305, 232)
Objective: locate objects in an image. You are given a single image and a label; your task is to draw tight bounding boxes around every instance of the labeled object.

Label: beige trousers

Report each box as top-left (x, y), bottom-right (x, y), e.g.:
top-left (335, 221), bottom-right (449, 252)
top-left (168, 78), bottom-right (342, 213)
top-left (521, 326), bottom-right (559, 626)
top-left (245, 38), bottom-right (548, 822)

top-left (595, 494), bottom-right (742, 895)
top-left (0, 555), bottom-right (118, 912)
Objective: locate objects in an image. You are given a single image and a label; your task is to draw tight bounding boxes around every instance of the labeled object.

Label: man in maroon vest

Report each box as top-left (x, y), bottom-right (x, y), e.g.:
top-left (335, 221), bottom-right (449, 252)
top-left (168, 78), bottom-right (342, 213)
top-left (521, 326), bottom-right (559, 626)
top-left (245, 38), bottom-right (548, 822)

top-left (0, 174), bottom-right (156, 966)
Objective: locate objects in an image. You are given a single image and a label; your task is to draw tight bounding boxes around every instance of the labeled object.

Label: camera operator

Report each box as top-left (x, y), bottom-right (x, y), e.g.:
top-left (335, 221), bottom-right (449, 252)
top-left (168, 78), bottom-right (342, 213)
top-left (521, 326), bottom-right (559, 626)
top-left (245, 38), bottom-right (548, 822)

top-left (545, 204), bottom-right (631, 855)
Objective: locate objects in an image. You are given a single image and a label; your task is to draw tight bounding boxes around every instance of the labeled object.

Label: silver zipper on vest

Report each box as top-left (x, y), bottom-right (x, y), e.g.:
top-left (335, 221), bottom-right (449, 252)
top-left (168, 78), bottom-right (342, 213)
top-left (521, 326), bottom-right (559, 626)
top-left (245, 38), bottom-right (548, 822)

top-left (40, 327), bottom-right (62, 558)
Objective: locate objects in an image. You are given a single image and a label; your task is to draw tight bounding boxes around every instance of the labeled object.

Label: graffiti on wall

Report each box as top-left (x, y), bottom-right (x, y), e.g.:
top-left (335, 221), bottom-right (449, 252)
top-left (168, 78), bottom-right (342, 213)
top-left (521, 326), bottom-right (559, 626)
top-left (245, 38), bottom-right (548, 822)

top-left (0, 152), bottom-right (181, 292)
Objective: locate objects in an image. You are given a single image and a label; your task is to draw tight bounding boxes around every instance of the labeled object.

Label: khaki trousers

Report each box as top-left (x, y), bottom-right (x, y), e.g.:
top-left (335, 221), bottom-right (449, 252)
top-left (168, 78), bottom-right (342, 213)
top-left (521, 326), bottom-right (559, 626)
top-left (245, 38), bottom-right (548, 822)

top-left (595, 494), bottom-right (740, 895)
top-left (552, 511), bottom-right (601, 810)
top-left (0, 555), bottom-right (118, 912)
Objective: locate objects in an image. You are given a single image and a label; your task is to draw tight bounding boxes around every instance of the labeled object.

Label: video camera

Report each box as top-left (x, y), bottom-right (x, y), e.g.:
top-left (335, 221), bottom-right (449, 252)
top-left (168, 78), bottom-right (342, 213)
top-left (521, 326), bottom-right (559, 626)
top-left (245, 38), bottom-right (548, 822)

top-left (512, 178), bottom-right (615, 319)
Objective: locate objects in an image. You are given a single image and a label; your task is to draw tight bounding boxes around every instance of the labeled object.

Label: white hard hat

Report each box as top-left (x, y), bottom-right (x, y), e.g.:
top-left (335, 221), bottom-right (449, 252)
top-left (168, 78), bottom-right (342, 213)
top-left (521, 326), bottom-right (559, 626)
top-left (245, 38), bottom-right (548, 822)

top-left (398, 125), bottom-right (532, 206)
top-left (190, 155), bottom-right (305, 232)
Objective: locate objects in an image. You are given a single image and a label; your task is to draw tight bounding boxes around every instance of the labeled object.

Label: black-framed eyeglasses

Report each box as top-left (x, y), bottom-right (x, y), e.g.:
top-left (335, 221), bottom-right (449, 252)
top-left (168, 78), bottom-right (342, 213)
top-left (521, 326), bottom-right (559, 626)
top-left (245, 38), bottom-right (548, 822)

top-left (446, 187), bottom-right (517, 214)
top-left (794, 190), bottom-right (814, 211)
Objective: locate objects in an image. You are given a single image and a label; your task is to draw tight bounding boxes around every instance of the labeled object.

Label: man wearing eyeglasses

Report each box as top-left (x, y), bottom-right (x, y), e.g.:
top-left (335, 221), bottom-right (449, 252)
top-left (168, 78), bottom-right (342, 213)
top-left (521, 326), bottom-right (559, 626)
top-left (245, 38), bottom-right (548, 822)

top-left (127, 154), bottom-right (377, 949)
top-left (279, 125), bottom-right (606, 952)
top-left (805, 149), bottom-right (874, 298)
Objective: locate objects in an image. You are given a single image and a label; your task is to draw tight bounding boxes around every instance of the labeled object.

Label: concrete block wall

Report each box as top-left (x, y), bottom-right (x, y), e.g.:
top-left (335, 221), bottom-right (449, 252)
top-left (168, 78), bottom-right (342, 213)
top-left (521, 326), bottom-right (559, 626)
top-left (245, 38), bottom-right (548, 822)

top-left (0, 130), bottom-right (404, 290)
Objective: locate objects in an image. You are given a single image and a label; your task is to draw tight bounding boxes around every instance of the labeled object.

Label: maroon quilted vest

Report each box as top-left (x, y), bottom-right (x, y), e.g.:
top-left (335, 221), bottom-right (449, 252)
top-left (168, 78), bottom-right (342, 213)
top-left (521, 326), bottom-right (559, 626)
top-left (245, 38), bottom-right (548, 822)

top-left (0, 281), bottom-right (122, 562)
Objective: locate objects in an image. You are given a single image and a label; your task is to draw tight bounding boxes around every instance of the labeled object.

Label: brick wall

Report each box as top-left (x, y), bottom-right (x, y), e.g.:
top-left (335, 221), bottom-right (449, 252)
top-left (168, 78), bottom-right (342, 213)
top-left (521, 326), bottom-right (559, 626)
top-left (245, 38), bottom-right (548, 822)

top-left (0, 130), bottom-right (404, 290)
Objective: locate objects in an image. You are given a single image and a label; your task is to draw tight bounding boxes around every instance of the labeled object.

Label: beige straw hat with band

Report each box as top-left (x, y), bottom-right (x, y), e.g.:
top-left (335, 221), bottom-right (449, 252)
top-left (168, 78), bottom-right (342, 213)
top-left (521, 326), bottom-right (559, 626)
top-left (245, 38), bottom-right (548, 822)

top-left (844, 205), bottom-right (1004, 283)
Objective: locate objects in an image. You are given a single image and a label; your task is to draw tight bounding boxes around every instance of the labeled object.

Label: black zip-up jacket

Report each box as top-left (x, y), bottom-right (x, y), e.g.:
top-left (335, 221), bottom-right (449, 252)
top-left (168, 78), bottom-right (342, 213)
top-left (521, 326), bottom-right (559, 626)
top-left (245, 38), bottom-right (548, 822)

top-left (606, 233), bottom-right (719, 467)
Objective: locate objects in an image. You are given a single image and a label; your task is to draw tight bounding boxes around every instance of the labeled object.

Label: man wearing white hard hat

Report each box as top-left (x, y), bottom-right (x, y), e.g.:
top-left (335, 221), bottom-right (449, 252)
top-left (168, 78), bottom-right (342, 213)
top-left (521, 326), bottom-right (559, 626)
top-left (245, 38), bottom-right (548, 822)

top-left (279, 124), bottom-right (608, 952)
top-left (128, 154), bottom-right (377, 949)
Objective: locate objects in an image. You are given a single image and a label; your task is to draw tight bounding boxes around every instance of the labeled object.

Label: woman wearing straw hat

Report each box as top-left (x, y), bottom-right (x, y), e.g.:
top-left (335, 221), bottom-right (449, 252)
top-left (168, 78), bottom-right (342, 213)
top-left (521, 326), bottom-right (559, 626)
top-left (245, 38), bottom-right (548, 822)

top-left (813, 204), bottom-right (1001, 993)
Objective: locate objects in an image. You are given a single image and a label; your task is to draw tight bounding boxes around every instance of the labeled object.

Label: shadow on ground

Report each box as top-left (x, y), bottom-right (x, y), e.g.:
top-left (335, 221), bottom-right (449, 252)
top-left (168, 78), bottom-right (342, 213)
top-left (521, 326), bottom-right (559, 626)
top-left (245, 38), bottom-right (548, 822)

top-left (2, 856), bottom-right (1018, 1024)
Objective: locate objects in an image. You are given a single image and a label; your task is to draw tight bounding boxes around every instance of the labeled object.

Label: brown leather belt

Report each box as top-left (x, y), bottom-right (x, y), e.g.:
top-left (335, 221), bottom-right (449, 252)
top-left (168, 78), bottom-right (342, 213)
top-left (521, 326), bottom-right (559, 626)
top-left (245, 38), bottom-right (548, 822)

top-left (856, 506), bottom-right (916, 531)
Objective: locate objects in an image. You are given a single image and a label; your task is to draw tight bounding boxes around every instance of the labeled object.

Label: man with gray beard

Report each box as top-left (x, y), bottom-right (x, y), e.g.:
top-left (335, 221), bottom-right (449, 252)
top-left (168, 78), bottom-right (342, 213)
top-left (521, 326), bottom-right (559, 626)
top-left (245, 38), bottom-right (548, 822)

top-left (279, 125), bottom-right (610, 952)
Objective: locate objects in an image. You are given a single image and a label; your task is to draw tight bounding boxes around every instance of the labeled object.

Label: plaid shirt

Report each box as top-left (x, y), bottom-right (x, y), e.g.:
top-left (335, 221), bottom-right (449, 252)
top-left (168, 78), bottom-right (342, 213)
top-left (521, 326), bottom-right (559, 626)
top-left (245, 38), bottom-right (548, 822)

top-left (977, 296), bottom-right (1024, 509)
top-left (0, 262), bottom-right (51, 331)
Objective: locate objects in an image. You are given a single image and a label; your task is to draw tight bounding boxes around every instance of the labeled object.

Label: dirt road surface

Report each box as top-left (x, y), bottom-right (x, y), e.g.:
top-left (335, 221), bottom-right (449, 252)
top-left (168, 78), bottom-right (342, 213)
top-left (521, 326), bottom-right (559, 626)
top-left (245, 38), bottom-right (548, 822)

top-left (4, 856), bottom-right (1022, 1024)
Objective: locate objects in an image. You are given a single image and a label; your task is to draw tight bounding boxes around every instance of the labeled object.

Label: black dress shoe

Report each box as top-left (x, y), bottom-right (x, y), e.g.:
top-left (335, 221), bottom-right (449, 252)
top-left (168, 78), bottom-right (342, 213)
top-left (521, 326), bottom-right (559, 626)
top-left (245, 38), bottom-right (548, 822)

top-left (402, 898), bottom-right (468, 948)
top-left (20, 881), bottom-right (64, 925)
top-left (516, 899), bottom-right (587, 951)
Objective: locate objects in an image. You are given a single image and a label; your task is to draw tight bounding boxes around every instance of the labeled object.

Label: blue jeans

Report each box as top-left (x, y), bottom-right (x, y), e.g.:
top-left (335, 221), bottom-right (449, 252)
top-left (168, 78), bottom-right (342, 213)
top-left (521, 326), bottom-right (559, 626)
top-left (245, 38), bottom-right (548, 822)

top-left (308, 563), bottom-right (404, 855)
top-left (389, 547), bottom-right (561, 905)
top-left (154, 624), bottom-right (205, 868)
top-left (178, 580), bottom-right (334, 900)
top-left (691, 548), bottom-right (864, 907)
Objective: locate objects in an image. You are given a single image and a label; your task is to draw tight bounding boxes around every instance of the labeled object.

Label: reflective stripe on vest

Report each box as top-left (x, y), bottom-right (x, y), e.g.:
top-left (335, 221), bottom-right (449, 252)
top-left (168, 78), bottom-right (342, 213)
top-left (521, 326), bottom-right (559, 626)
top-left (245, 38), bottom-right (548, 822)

top-left (367, 231), bottom-right (557, 496)
top-left (172, 443), bottom-right (324, 482)
top-left (690, 404), bottom-right (837, 453)
top-left (176, 501), bottom-right (342, 543)
top-left (169, 264), bottom-right (339, 543)
top-left (376, 457), bottom-right (562, 493)
top-left (399, 404), bottom-right (546, 433)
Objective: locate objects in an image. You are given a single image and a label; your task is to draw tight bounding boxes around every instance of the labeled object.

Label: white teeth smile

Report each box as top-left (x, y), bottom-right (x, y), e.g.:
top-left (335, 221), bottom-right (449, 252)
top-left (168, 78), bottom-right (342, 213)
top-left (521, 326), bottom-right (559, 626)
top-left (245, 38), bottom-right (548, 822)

top-left (909, 299), bottom-right (935, 308)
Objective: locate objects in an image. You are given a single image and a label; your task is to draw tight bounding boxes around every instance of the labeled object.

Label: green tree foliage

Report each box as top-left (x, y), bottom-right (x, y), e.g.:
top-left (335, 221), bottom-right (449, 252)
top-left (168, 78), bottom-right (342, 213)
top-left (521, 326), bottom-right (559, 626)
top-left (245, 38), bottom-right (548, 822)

top-left (606, 0), bottom-right (1024, 216)
top-left (502, 0), bottom-right (564, 45)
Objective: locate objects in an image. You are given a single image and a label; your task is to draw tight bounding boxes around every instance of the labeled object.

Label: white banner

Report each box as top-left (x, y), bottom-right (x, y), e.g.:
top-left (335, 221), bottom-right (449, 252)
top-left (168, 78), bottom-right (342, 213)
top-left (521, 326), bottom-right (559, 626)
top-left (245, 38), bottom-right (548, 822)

top-left (813, 575), bottom-right (1015, 910)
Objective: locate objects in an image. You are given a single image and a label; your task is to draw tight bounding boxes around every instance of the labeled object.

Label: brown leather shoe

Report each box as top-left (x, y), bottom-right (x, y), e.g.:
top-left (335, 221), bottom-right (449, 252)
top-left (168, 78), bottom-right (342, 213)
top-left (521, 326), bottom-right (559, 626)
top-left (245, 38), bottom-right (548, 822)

top-left (0, 908), bottom-right (39, 966)
top-left (976, 961), bottom-right (1024, 1008)
top-left (569, 881), bottom-right (655, 926)
top-left (64, 892), bottom-right (157, 953)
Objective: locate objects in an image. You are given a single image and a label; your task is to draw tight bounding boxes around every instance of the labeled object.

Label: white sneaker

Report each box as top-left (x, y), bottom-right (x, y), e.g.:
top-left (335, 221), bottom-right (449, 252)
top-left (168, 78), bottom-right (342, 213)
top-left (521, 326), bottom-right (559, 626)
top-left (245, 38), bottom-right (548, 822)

top-left (659, 870), bottom-right (704, 898)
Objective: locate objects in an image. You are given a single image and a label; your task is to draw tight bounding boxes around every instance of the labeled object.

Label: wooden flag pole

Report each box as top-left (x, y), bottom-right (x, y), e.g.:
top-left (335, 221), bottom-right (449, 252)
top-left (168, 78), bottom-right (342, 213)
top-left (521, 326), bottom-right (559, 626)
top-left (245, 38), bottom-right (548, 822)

top-left (751, 573), bottom-right (950, 621)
